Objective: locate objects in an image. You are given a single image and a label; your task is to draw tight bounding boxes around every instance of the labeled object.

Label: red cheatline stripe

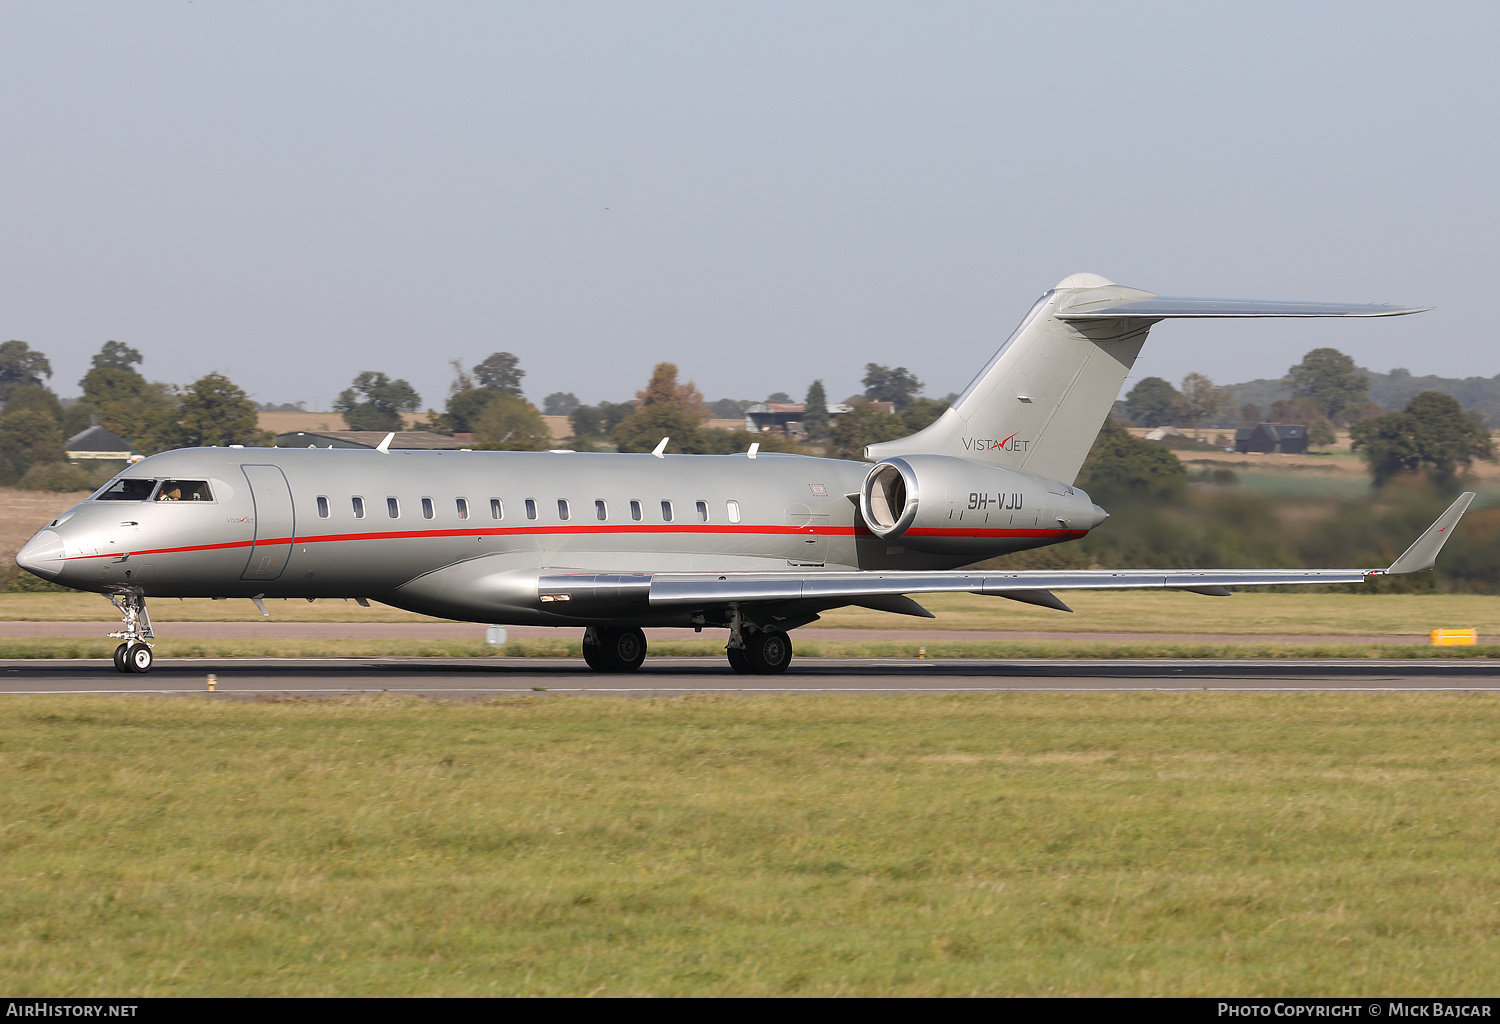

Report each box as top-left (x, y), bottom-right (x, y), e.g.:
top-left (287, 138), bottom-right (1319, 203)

top-left (57, 523), bottom-right (1083, 561)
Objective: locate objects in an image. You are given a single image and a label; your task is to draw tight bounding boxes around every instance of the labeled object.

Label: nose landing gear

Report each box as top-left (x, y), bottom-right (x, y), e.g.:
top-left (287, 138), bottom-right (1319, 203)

top-left (107, 592), bottom-right (155, 674)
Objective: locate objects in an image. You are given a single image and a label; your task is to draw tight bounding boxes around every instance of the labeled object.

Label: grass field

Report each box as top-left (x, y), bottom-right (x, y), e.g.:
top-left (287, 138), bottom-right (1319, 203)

top-left (3, 693), bottom-right (1500, 996)
top-left (3, 591), bottom-right (1499, 637)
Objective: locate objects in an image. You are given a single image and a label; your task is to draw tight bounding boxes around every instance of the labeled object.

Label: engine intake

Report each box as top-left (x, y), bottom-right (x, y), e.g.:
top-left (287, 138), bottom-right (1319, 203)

top-left (859, 455), bottom-right (1107, 557)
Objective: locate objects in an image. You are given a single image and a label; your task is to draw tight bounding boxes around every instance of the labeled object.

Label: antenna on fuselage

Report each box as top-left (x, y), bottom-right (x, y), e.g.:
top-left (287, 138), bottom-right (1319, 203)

top-left (747, 442), bottom-right (759, 460)
top-left (376, 432), bottom-right (395, 454)
top-left (651, 437), bottom-right (669, 458)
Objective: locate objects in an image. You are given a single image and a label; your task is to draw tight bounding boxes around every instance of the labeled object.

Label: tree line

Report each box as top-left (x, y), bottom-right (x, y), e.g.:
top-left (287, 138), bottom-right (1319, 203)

top-left (1119, 347), bottom-right (1494, 485)
top-left (0, 340), bottom-right (267, 489)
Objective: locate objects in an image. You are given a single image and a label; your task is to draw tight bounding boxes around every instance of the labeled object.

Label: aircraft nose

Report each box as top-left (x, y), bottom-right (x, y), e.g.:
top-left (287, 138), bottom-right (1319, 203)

top-left (16, 530), bottom-right (65, 580)
top-left (1087, 503), bottom-right (1110, 529)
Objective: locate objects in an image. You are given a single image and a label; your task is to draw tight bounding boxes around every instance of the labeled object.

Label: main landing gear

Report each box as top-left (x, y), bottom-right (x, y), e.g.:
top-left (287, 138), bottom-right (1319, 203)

top-left (582, 626), bottom-right (648, 673)
top-left (725, 604), bottom-right (793, 675)
top-left (578, 618), bottom-right (795, 675)
top-left (726, 628), bottom-right (793, 675)
top-left (108, 592), bottom-right (155, 674)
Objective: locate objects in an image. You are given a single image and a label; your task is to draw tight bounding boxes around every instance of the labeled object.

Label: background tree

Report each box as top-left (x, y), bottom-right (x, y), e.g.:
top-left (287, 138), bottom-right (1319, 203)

top-left (1075, 417), bottom-right (1187, 502)
top-left (1350, 390), bottom-right (1495, 488)
top-left (0, 341), bottom-right (52, 402)
top-left (709, 398), bottom-right (750, 419)
top-left (611, 403), bottom-right (706, 454)
top-left (0, 409), bottom-right (65, 479)
top-left (471, 394), bottom-right (551, 450)
top-left (899, 396), bottom-right (950, 434)
top-left (827, 399), bottom-right (908, 459)
top-left (1122, 376), bottom-right (1182, 427)
top-left (1308, 417), bottom-right (1338, 447)
top-left (636, 363), bottom-right (710, 419)
top-left (446, 388), bottom-right (496, 433)
top-left (861, 364), bottom-right (923, 411)
top-left (1269, 396), bottom-right (1322, 425)
top-left (472, 352), bottom-right (525, 396)
top-left (1237, 402), bottom-right (1263, 427)
top-left (178, 373), bottom-right (272, 447)
top-left (1285, 347), bottom-right (1369, 425)
top-left (542, 392), bottom-right (580, 416)
top-left (4, 384), bottom-right (63, 425)
top-left (1178, 373), bottom-right (1232, 438)
top-left (802, 380), bottom-right (829, 439)
top-left (765, 391), bottom-right (791, 403)
top-left (335, 371), bottom-right (420, 432)
top-left (90, 341), bottom-right (143, 372)
top-left (447, 358), bottom-right (475, 396)
top-left (75, 364), bottom-right (181, 453)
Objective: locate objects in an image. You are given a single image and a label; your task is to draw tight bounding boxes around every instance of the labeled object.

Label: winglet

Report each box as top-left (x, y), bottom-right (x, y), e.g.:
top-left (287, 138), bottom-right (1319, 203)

top-left (1383, 492), bottom-right (1476, 575)
top-left (652, 437), bottom-right (669, 458)
top-left (376, 432), bottom-right (395, 454)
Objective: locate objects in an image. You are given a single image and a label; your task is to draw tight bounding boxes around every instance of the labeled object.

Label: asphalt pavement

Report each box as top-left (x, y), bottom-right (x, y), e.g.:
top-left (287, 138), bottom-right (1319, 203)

top-left (0, 656), bottom-right (1496, 697)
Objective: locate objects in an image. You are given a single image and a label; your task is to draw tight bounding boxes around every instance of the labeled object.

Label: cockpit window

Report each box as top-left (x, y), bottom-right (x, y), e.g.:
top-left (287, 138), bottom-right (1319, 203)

top-left (156, 480), bottom-right (214, 502)
top-left (94, 478), bottom-right (157, 502)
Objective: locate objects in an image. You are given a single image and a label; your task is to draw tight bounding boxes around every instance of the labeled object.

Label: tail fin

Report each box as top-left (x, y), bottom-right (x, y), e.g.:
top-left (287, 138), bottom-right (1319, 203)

top-left (865, 274), bottom-right (1428, 484)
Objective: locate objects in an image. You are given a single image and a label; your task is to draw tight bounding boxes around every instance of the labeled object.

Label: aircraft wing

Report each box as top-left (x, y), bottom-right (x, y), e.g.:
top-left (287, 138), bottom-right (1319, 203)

top-left (643, 567), bottom-right (1369, 609)
top-left (536, 493), bottom-right (1476, 615)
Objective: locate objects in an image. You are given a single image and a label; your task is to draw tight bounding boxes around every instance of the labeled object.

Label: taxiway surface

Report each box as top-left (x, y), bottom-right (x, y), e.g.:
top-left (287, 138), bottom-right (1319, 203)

top-left (0, 657), bottom-right (1497, 696)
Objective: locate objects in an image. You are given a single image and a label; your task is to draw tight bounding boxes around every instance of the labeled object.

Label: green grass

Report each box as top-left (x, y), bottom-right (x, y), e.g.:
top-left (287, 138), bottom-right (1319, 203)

top-left (4, 693), bottom-right (1500, 995)
top-left (0, 637), bottom-right (1497, 660)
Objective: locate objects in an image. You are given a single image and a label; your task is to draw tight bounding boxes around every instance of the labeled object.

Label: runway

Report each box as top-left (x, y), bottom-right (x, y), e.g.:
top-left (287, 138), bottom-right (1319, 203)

top-left (0, 656), bottom-right (1497, 696)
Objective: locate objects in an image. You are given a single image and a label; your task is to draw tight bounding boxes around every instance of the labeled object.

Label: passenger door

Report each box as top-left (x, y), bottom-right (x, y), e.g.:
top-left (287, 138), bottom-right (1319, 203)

top-left (240, 465), bottom-right (295, 582)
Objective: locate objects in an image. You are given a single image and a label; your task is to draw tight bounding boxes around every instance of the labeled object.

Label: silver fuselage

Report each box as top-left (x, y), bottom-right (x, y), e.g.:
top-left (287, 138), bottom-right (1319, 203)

top-left (17, 447), bottom-right (1099, 627)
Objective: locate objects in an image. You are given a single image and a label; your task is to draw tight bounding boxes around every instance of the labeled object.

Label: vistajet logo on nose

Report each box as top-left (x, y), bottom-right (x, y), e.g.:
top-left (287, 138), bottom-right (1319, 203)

top-left (961, 433), bottom-right (1031, 453)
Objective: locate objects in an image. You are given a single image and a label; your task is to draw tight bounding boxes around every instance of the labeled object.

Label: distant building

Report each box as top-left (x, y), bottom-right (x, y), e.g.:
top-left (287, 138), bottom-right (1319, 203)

top-left (65, 425), bottom-right (133, 463)
top-left (1234, 422), bottom-right (1308, 455)
top-left (1144, 425), bottom-right (1185, 441)
top-left (274, 430), bottom-right (469, 451)
top-left (743, 401), bottom-right (870, 435)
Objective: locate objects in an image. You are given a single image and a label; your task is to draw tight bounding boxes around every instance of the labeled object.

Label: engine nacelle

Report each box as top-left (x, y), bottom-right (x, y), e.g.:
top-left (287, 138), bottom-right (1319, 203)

top-left (859, 455), bottom-right (1108, 557)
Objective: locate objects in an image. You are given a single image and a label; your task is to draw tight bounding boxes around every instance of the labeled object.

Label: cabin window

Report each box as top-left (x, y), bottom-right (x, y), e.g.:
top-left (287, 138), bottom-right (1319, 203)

top-left (456, 498), bottom-right (469, 520)
top-left (661, 500), bottom-right (674, 522)
top-left (727, 500), bottom-right (741, 523)
top-left (421, 497), bottom-right (434, 520)
top-left (387, 497), bottom-right (400, 519)
top-left (696, 500), bottom-right (709, 522)
top-left (525, 499), bottom-right (537, 520)
top-left (595, 499), bottom-right (607, 521)
top-left (629, 500), bottom-right (642, 522)
top-left (316, 496), bottom-right (330, 519)
top-left (557, 499), bottom-right (570, 521)
top-left (156, 479), bottom-right (213, 502)
top-left (352, 496), bottom-right (366, 519)
top-left (490, 498), bottom-right (503, 520)
top-left (93, 478), bottom-right (156, 502)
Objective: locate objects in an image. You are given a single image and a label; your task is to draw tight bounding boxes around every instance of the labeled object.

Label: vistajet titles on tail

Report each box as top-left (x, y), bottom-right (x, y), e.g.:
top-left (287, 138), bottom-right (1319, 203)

top-left (16, 275), bottom-right (1472, 675)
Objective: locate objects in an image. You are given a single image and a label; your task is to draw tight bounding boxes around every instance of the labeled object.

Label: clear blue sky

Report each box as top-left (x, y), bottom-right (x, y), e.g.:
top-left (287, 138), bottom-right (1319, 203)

top-left (1, 1), bottom-right (1494, 411)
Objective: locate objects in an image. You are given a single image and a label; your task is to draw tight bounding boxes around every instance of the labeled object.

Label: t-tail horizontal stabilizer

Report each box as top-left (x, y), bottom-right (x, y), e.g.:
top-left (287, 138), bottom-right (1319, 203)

top-left (865, 274), bottom-right (1431, 485)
